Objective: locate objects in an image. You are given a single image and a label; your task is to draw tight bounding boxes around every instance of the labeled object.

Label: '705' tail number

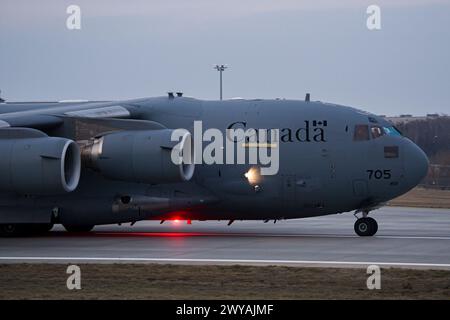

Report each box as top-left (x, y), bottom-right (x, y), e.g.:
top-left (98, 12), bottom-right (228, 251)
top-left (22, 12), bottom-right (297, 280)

top-left (367, 169), bottom-right (391, 180)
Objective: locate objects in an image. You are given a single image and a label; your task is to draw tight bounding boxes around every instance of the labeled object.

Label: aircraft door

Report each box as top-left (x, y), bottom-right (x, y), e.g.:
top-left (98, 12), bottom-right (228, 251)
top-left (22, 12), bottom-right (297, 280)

top-left (283, 154), bottom-right (333, 210)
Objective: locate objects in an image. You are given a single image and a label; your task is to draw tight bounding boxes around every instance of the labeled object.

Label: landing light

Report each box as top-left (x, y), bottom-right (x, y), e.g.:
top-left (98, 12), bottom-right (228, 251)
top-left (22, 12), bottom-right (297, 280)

top-left (244, 167), bottom-right (261, 185)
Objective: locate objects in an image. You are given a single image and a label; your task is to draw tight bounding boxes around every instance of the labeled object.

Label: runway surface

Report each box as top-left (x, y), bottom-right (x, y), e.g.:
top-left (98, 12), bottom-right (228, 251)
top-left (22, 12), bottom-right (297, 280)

top-left (1, 207), bottom-right (449, 269)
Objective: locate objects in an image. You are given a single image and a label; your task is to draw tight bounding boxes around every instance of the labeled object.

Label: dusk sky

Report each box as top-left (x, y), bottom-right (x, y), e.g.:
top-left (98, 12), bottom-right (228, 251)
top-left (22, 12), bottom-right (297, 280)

top-left (1, 0), bottom-right (449, 116)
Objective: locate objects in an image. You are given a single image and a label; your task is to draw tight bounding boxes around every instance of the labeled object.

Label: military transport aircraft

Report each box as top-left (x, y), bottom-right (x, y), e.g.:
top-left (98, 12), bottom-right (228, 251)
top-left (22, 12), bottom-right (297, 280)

top-left (0, 93), bottom-right (428, 237)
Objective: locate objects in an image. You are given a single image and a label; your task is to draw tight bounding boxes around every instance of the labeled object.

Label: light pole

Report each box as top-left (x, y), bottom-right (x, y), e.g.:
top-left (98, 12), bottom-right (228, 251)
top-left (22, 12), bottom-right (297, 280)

top-left (214, 64), bottom-right (227, 100)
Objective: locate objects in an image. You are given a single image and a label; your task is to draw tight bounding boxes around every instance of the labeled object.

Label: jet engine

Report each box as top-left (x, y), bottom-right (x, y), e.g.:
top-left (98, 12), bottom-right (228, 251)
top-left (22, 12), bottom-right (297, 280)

top-left (0, 132), bottom-right (81, 195)
top-left (80, 129), bottom-right (195, 184)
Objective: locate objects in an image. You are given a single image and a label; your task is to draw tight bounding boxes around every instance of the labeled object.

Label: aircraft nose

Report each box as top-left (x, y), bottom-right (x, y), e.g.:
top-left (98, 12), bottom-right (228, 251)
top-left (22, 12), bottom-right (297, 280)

top-left (403, 139), bottom-right (429, 188)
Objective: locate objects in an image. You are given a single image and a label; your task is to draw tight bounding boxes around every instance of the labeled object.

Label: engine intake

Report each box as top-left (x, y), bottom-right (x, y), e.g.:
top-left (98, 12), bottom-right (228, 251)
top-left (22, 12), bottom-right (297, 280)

top-left (0, 133), bottom-right (81, 194)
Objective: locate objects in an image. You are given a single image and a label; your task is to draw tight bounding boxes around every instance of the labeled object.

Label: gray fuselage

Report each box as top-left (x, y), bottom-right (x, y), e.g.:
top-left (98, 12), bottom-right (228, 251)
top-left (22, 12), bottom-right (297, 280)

top-left (0, 97), bottom-right (429, 226)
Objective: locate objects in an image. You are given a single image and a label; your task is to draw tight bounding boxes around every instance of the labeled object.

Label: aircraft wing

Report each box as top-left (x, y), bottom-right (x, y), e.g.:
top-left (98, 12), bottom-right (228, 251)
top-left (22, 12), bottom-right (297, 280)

top-left (0, 99), bottom-right (170, 139)
top-left (0, 99), bottom-right (143, 129)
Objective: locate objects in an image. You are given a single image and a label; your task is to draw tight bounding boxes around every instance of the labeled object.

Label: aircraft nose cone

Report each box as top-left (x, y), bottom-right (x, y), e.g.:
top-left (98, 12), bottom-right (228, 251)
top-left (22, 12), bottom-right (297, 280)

top-left (403, 140), bottom-right (429, 188)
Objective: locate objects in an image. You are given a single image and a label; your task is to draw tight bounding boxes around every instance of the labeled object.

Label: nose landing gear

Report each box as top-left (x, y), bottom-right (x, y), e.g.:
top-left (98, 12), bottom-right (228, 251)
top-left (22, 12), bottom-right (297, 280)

top-left (354, 217), bottom-right (378, 236)
top-left (354, 210), bottom-right (378, 237)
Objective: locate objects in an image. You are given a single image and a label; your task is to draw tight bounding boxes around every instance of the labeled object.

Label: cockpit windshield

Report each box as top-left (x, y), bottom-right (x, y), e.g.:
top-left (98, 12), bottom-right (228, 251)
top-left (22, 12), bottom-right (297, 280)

top-left (354, 124), bottom-right (402, 141)
top-left (383, 126), bottom-right (402, 136)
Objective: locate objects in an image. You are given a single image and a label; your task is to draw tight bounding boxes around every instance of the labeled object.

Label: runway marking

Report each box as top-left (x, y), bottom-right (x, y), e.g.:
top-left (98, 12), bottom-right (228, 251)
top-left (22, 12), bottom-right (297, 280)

top-left (377, 235), bottom-right (450, 240)
top-left (0, 257), bottom-right (450, 269)
top-left (94, 232), bottom-right (450, 241)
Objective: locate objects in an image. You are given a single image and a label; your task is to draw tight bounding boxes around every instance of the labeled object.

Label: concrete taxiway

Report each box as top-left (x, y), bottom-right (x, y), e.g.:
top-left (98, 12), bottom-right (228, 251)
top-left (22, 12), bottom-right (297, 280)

top-left (0, 207), bottom-right (449, 269)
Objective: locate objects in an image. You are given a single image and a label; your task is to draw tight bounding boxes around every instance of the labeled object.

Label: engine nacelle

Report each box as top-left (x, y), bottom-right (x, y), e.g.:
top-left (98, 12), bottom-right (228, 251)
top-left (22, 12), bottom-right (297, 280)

top-left (81, 129), bottom-right (195, 184)
top-left (0, 132), bottom-right (81, 195)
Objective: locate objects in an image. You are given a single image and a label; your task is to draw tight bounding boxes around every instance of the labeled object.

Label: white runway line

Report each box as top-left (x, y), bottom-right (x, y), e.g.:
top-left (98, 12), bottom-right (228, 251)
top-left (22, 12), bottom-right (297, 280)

top-left (97, 232), bottom-right (450, 240)
top-left (1, 257), bottom-right (450, 269)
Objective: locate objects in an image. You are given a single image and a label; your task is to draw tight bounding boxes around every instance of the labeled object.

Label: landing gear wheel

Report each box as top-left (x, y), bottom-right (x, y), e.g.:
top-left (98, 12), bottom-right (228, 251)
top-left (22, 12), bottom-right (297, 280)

top-left (63, 225), bottom-right (95, 233)
top-left (354, 217), bottom-right (378, 237)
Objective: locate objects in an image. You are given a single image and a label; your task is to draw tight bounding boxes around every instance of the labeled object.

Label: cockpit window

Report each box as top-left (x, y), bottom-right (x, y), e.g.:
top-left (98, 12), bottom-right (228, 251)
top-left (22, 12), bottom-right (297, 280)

top-left (371, 125), bottom-right (385, 139)
top-left (354, 125), bottom-right (370, 141)
top-left (383, 126), bottom-right (402, 136)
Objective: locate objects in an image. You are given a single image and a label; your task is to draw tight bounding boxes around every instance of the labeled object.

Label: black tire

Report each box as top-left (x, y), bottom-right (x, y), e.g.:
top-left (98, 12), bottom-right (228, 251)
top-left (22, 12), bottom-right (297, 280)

top-left (366, 217), bottom-right (378, 235)
top-left (354, 218), bottom-right (377, 237)
top-left (63, 224), bottom-right (95, 233)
